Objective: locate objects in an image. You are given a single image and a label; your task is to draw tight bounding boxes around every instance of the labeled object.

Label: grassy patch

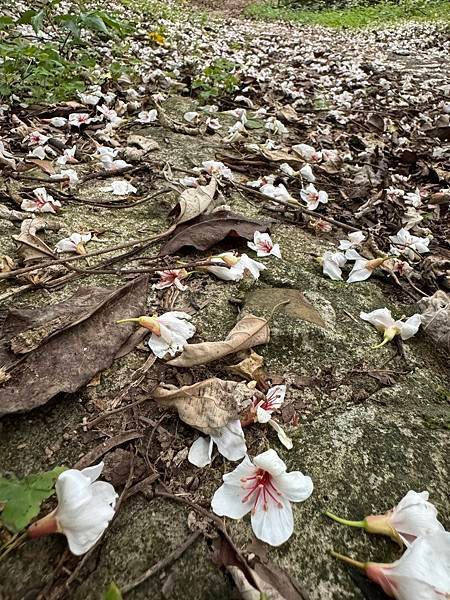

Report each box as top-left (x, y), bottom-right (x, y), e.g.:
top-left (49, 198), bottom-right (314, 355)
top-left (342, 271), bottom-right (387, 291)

top-left (244, 0), bottom-right (450, 28)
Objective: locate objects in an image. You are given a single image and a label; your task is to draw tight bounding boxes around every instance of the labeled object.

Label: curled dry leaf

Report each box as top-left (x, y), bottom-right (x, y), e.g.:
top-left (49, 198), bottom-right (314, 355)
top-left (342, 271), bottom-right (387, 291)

top-left (166, 313), bottom-right (270, 367)
top-left (226, 350), bottom-right (266, 383)
top-left (152, 378), bottom-right (261, 435)
top-left (418, 291), bottom-right (450, 352)
top-left (159, 211), bottom-right (271, 256)
top-left (13, 217), bottom-right (58, 264)
top-left (170, 177), bottom-right (217, 225)
top-left (0, 277), bottom-right (148, 415)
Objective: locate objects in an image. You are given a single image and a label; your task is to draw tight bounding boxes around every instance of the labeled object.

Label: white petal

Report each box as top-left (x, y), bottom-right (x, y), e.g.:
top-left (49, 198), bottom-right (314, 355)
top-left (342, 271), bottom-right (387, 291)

top-left (398, 314), bottom-right (422, 340)
top-left (251, 497), bottom-right (294, 546)
top-left (391, 490), bottom-right (445, 546)
top-left (348, 231), bottom-right (365, 245)
top-left (55, 239), bottom-right (76, 253)
top-left (256, 406), bottom-right (272, 423)
top-left (253, 449), bottom-right (286, 477)
top-left (347, 264), bottom-right (372, 283)
top-left (345, 249), bottom-right (364, 261)
top-left (148, 334), bottom-right (171, 358)
top-left (268, 419), bottom-right (293, 450)
top-left (211, 420), bottom-right (247, 461)
top-left (211, 459), bottom-right (255, 519)
top-left (360, 308), bottom-right (395, 332)
top-left (188, 437), bottom-right (213, 467)
top-left (266, 385), bottom-right (286, 409)
top-left (274, 471), bottom-right (313, 502)
top-left (81, 462), bottom-right (104, 483)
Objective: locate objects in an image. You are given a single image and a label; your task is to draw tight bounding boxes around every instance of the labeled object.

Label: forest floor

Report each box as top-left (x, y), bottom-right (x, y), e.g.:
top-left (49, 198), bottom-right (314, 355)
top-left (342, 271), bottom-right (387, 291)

top-left (0, 1), bottom-right (449, 599)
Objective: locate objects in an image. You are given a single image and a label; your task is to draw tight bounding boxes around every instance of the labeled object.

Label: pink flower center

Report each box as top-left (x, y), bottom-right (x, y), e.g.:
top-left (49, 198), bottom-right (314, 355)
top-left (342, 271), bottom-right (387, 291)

top-left (160, 270), bottom-right (179, 283)
top-left (241, 469), bottom-right (284, 512)
top-left (258, 239), bottom-right (273, 253)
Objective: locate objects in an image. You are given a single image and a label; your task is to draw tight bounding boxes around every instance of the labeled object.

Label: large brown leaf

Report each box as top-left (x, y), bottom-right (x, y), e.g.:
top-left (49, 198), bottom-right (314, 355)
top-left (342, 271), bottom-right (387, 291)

top-left (0, 276), bottom-right (148, 416)
top-left (152, 378), bottom-right (260, 435)
top-left (159, 211), bottom-right (271, 256)
top-left (169, 177), bottom-right (217, 224)
top-left (167, 314), bottom-right (270, 367)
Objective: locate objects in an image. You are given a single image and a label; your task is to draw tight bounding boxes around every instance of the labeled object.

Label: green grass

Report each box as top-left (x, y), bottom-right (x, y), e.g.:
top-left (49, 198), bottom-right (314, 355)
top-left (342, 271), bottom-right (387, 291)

top-left (244, 0), bottom-right (450, 28)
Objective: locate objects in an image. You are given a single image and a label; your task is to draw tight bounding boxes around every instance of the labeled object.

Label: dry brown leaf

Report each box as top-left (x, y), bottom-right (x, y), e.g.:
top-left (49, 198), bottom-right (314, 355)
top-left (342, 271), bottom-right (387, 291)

top-left (166, 313), bottom-right (270, 367)
top-left (13, 217), bottom-right (57, 264)
top-left (152, 378), bottom-right (260, 435)
top-left (418, 291), bottom-right (450, 352)
top-left (170, 177), bottom-right (217, 225)
top-left (226, 350), bottom-right (266, 382)
top-left (259, 147), bottom-right (302, 166)
top-left (0, 255), bottom-right (15, 273)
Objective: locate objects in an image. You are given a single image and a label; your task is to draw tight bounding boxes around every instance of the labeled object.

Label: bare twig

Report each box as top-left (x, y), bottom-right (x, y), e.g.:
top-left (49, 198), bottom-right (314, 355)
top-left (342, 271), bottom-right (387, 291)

top-left (121, 530), bottom-right (202, 594)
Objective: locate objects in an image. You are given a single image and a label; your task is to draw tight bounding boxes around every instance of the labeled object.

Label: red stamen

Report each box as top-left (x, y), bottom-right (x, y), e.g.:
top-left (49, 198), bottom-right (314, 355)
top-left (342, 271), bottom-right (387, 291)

top-left (241, 469), bottom-right (284, 512)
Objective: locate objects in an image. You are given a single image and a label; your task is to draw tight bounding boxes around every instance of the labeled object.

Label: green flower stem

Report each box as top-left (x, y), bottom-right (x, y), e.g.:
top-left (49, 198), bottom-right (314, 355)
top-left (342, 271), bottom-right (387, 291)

top-left (325, 511), bottom-right (366, 529)
top-left (330, 550), bottom-right (366, 571)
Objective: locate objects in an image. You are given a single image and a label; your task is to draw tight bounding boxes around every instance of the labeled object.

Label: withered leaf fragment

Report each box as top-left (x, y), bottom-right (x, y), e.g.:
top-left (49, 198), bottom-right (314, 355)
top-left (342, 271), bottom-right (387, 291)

top-left (166, 313), bottom-right (270, 367)
top-left (0, 276), bottom-right (148, 416)
top-left (169, 177), bottom-right (216, 224)
top-left (226, 350), bottom-right (266, 383)
top-left (159, 211), bottom-right (271, 256)
top-left (153, 378), bottom-right (261, 435)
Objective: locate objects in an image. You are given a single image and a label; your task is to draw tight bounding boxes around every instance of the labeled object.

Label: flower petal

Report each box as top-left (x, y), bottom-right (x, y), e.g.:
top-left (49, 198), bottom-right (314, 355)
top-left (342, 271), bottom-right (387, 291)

top-left (360, 308), bottom-right (395, 332)
top-left (188, 437), bottom-right (213, 468)
top-left (274, 471), bottom-right (313, 503)
top-left (81, 463), bottom-right (104, 484)
top-left (398, 314), bottom-right (422, 340)
top-left (211, 420), bottom-right (247, 462)
top-left (253, 449), bottom-right (286, 477)
top-left (251, 496), bottom-right (294, 546)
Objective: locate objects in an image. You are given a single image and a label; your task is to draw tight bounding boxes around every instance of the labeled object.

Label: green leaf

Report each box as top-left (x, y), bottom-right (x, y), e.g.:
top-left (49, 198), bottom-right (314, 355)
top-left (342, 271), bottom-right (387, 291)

top-left (0, 16), bottom-right (14, 30)
top-left (245, 119), bottom-right (265, 130)
top-left (81, 13), bottom-right (108, 34)
top-left (30, 10), bottom-right (45, 33)
top-left (0, 466), bottom-right (66, 532)
top-left (103, 582), bottom-right (123, 600)
top-left (17, 9), bottom-right (38, 25)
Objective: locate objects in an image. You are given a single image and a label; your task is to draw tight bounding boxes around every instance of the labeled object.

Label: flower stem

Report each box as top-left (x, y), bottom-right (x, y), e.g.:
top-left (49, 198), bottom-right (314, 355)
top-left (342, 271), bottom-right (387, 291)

top-left (324, 511), bottom-right (366, 529)
top-left (116, 318), bottom-right (139, 324)
top-left (330, 550), bottom-right (366, 571)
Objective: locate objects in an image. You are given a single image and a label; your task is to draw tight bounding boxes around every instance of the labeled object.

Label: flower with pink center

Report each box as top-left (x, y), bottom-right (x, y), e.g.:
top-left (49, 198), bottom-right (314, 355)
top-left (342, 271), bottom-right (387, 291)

top-left (212, 449), bottom-right (313, 546)
top-left (153, 269), bottom-right (189, 291)
top-left (97, 105), bottom-right (122, 125)
top-left (247, 231), bottom-right (282, 259)
top-left (69, 113), bottom-right (93, 128)
top-left (27, 131), bottom-right (49, 146)
top-left (21, 187), bottom-right (62, 214)
top-left (292, 143), bottom-right (322, 162)
top-left (300, 184), bottom-right (328, 211)
top-left (57, 146), bottom-right (77, 165)
top-left (253, 385), bottom-right (286, 424)
top-left (332, 531), bottom-right (450, 600)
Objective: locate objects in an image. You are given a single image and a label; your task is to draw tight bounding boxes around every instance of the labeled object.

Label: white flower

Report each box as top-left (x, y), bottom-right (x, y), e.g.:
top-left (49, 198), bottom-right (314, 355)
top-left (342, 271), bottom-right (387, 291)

top-left (55, 232), bottom-right (91, 255)
top-left (346, 250), bottom-right (388, 283)
top-left (228, 121), bottom-right (245, 136)
top-left (226, 108), bottom-right (248, 123)
top-left (97, 105), bottom-right (122, 125)
top-left (183, 111), bottom-right (199, 122)
top-left (152, 269), bottom-right (188, 291)
top-left (102, 180), bottom-right (137, 195)
top-left (211, 449), bottom-right (313, 546)
top-left (292, 143), bottom-right (322, 162)
top-left (360, 307), bottom-right (421, 347)
top-left (50, 169), bottom-right (79, 188)
top-left (21, 187), bottom-right (61, 213)
top-left (299, 164), bottom-right (316, 183)
top-left (301, 184), bottom-right (328, 210)
top-left (372, 490), bottom-right (445, 547)
top-left (201, 160), bottom-right (233, 180)
top-left (78, 91), bottom-right (101, 106)
top-left (234, 96), bottom-right (254, 108)
top-left (363, 531), bottom-right (450, 599)
top-left (188, 420), bottom-right (247, 467)
top-left (27, 131), bottom-right (49, 146)
top-left (206, 117), bottom-right (221, 130)
top-left (28, 462), bottom-right (117, 556)
top-left (260, 183), bottom-right (292, 202)
top-left (117, 312), bottom-right (195, 358)
top-left (265, 117), bottom-right (288, 135)
top-left (280, 163), bottom-right (296, 177)
top-left (322, 251), bottom-right (347, 281)
top-left (69, 113), bottom-right (93, 127)
top-left (327, 490), bottom-right (444, 547)
top-left (137, 109), bottom-right (158, 123)
top-left (28, 146), bottom-right (46, 160)
top-left (404, 189), bottom-right (422, 208)
top-left (56, 146), bottom-right (77, 165)
top-left (247, 231), bottom-right (282, 258)
top-left (338, 231), bottom-right (366, 250)
top-left (204, 252), bottom-right (266, 281)
top-left (389, 228), bottom-right (430, 259)
top-left (253, 385), bottom-right (286, 424)
top-left (48, 117), bottom-right (67, 128)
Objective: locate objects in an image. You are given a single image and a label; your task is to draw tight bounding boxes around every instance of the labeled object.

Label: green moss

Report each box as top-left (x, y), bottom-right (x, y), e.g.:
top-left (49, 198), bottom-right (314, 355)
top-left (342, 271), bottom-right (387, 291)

top-left (245, 0), bottom-right (450, 28)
